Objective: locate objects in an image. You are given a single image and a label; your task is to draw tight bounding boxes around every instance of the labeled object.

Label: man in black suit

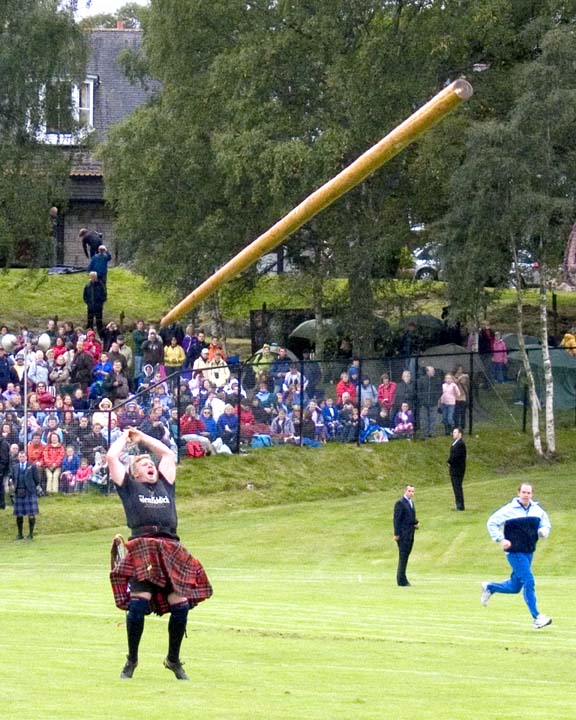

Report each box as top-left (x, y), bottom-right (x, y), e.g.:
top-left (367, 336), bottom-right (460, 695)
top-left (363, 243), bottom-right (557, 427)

top-left (447, 427), bottom-right (467, 511)
top-left (393, 484), bottom-right (419, 586)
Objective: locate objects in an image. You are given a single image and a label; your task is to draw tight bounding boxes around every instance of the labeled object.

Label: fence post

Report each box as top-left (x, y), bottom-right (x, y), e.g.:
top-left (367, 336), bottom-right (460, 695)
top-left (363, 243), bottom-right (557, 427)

top-left (468, 352), bottom-right (474, 435)
top-left (236, 361), bottom-right (242, 453)
top-left (356, 358), bottom-right (363, 445)
top-left (176, 372), bottom-right (181, 463)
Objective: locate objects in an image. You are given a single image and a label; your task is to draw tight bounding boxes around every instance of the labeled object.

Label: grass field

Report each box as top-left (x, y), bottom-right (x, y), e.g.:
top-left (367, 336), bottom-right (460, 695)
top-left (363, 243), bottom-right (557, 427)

top-left (0, 436), bottom-right (575, 720)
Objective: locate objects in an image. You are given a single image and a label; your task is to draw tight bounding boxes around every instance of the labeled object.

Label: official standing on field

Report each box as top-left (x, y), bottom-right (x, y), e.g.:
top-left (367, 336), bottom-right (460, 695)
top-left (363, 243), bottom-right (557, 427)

top-left (447, 427), bottom-right (466, 511)
top-left (393, 484), bottom-right (418, 586)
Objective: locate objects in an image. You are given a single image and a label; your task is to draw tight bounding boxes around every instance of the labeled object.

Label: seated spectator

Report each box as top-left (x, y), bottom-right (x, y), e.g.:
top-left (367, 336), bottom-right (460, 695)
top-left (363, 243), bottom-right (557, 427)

top-left (60, 445), bottom-right (81, 493)
top-left (216, 403), bottom-right (239, 451)
top-left (117, 398), bottom-right (145, 428)
top-left (60, 410), bottom-right (79, 446)
top-left (36, 382), bottom-right (55, 411)
top-left (309, 400), bottom-right (327, 443)
top-left (208, 350), bottom-right (230, 389)
top-left (80, 422), bottom-right (109, 463)
top-left (223, 377), bottom-right (246, 405)
top-left (91, 397), bottom-right (117, 430)
top-left (255, 382), bottom-right (273, 410)
top-left (92, 352), bottom-right (112, 384)
top-left (83, 330), bottom-right (102, 361)
top-left (102, 360), bottom-right (130, 404)
top-left (74, 456), bottom-right (92, 492)
top-left (270, 408), bottom-right (295, 438)
top-left (198, 406), bottom-right (218, 441)
top-left (52, 336), bottom-right (68, 361)
top-left (71, 387), bottom-right (90, 413)
top-left (140, 406), bottom-right (171, 446)
top-left (27, 350), bottom-right (50, 389)
top-left (72, 415), bottom-right (92, 455)
top-left (322, 397), bottom-right (341, 439)
top-left (207, 335), bottom-right (226, 362)
top-left (180, 404), bottom-right (214, 453)
top-left (2, 382), bottom-right (19, 405)
top-left (42, 432), bottom-right (65, 494)
top-left (49, 355), bottom-right (71, 393)
top-left (40, 415), bottom-right (63, 444)
top-left (393, 402), bottom-right (415, 438)
top-left (283, 363), bottom-right (308, 395)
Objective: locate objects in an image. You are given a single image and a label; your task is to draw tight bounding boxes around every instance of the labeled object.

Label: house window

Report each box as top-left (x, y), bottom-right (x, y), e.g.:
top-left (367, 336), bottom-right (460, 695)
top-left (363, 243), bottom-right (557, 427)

top-left (40, 75), bottom-right (97, 144)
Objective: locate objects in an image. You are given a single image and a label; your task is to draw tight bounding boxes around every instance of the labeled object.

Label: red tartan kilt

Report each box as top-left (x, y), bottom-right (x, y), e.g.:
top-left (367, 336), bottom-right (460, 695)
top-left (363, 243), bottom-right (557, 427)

top-left (110, 536), bottom-right (213, 616)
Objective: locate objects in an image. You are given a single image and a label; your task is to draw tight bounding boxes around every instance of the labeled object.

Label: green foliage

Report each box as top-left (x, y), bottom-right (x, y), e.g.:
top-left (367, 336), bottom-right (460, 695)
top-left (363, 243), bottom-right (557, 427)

top-left (0, 1), bottom-right (86, 267)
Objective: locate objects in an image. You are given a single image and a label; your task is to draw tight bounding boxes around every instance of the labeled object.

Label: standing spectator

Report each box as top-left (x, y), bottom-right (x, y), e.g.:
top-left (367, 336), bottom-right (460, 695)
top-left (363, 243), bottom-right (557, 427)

top-left (164, 337), bottom-right (186, 380)
top-left (482, 483), bottom-right (552, 629)
top-left (440, 373), bottom-right (461, 435)
top-left (393, 484), bottom-right (419, 587)
top-left (11, 451), bottom-right (40, 540)
top-left (335, 371), bottom-right (357, 405)
top-left (88, 244), bottom-right (112, 286)
top-left (377, 373), bottom-right (397, 418)
top-left (132, 320), bottom-right (147, 379)
top-left (70, 340), bottom-right (94, 391)
top-left (453, 365), bottom-right (470, 431)
top-left (192, 347), bottom-right (211, 380)
top-left (447, 427), bottom-right (466, 511)
top-left (103, 360), bottom-right (130, 404)
top-left (42, 432), bottom-right (65, 494)
top-left (159, 322), bottom-right (184, 348)
top-left (416, 366), bottom-right (441, 438)
top-left (400, 321), bottom-right (420, 376)
top-left (478, 320), bottom-right (495, 386)
top-left (79, 227), bottom-right (102, 258)
top-left (184, 329), bottom-right (208, 368)
top-left (0, 432), bottom-right (9, 509)
top-left (117, 335), bottom-right (134, 377)
top-left (491, 331), bottom-right (508, 384)
top-left (207, 335), bottom-right (226, 362)
top-left (141, 329), bottom-right (164, 371)
top-left (83, 271), bottom-right (107, 335)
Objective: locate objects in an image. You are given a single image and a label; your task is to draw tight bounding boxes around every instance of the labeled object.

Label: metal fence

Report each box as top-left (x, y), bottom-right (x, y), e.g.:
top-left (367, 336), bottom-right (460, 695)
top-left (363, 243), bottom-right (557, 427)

top-left (15, 345), bottom-right (575, 494)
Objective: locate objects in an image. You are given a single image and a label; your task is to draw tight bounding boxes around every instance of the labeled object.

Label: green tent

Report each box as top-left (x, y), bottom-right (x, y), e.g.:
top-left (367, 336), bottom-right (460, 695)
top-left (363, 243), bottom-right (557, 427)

top-left (508, 346), bottom-right (576, 409)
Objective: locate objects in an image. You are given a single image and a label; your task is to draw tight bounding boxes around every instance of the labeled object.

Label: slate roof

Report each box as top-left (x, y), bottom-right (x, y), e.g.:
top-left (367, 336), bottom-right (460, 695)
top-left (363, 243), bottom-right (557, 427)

top-left (87, 28), bottom-right (156, 142)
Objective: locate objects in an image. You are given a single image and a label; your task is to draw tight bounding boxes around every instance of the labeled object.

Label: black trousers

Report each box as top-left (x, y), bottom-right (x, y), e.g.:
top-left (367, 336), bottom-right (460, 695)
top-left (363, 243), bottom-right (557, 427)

top-left (86, 306), bottom-right (104, 335)
top-left (450, 469), bottom-right (465, 510)
top-left (396, 533), bottom-right (414, 586)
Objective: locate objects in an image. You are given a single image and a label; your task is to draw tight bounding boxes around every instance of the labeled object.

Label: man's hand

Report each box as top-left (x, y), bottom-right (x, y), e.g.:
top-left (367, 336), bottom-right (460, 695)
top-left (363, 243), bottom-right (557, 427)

top-left (501, 539), bottom-right (511, 550)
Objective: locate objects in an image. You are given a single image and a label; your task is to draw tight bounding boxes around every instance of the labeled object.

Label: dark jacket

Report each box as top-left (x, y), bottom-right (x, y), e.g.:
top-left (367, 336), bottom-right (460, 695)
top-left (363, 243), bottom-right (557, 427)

top-left (417, 372), bottom-right (442, 407)
top-left (393, 496), bottom-right (418, 538)
top-left (83, 279), bottom-right (107, 310)
top-left (82, 230), bottom-right (102, 258)
top-left (448, 437), bottom-right (467, 474)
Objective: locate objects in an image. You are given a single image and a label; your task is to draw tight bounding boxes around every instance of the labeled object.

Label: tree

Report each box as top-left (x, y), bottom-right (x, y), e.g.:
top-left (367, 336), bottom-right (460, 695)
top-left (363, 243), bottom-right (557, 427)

top-left (442, 24), bottom-right (576, 457)
top-left (0, 1), bottom-right (86, 266)
top-left (79, 2), bottom-right (147, 30)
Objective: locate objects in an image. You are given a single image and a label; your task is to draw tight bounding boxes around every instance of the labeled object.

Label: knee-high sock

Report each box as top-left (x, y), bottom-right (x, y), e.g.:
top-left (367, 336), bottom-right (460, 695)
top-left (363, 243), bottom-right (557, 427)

top-left (16, 517), bottom-right (23, 537)
top-left (28, 516), bottom-right (35, 537)
top-left (167, 601), bottom-right (190, 662)
top-left (126, 598), bottom-right (150, 662)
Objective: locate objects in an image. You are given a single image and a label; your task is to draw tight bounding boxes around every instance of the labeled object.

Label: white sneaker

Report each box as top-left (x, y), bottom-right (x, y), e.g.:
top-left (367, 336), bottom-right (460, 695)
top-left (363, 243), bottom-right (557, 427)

top-left (480, 582), bottom-right (492, 606)
top-left (533, 614), bottom-right (552, 629)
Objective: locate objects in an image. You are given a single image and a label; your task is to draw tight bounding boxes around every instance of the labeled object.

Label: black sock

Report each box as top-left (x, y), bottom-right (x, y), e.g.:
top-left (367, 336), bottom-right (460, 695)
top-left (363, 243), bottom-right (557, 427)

top-left (167, 601), bottom-right (190, 663)
top-left (28, 517), bottom-right (35, 537)
top-left (16, 517), bottom-right (23, 537)
top-left (126, 598), bottom-right (150, 662)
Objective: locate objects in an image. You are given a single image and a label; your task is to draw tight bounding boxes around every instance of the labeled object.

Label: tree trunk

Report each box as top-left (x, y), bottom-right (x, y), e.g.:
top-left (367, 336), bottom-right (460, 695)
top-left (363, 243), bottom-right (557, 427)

top-left (513, 245), bottom-right (543, 457)
top-left (539, 260), bottom-right (555, 456)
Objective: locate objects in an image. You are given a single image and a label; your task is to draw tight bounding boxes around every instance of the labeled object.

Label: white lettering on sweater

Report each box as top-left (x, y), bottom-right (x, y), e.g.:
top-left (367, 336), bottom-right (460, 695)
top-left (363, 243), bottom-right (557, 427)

top-left (138, 494), bottom-right (170, 505)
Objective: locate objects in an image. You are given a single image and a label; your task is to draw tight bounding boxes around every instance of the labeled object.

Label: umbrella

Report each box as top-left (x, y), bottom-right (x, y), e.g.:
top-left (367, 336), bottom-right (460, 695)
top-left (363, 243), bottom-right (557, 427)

top-left (418, 343), bottom-right (470, 373)
top-left (502, 333), bottom-right (541, 351)
top-left (404, 313), bottom-right (444, 330)
top-left (289, 318), bottom-right (339, 341)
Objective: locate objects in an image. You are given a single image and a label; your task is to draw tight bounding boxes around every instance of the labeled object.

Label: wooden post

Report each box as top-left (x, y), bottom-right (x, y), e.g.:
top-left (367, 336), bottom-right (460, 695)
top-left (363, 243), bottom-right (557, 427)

top-left (161, 79), bottom-right (473, 326)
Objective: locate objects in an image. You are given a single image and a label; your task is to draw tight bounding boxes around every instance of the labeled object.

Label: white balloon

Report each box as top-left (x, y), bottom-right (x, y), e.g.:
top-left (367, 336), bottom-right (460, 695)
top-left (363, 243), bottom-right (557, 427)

top-left (37, 333), bottom-right (52, 351)
top-left (1, 334), bottom-right (17, 352)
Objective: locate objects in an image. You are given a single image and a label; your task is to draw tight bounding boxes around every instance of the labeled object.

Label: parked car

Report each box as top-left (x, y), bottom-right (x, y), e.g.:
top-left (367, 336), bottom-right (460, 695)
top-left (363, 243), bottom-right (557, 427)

top-left (509, 250), bottom-right (540, 287)
top-left (411, 243), bottom-right (442, 280)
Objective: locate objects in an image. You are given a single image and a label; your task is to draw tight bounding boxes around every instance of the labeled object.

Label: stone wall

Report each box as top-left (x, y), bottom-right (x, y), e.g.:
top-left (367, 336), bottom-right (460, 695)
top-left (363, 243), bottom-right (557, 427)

top-left (63, 204), bottom-right (116, 267)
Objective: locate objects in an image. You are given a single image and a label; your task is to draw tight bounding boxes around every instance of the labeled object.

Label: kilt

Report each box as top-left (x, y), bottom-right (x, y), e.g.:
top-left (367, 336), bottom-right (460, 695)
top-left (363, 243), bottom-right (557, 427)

top-left (110, 536), bottom-right (213, 616)
top-left (13, 494), bottom-right (39, 516)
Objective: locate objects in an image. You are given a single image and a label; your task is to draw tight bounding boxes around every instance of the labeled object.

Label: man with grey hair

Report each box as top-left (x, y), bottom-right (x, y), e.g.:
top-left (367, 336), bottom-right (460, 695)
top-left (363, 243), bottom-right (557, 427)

top-left (82, 271), bottom-right (107, 335)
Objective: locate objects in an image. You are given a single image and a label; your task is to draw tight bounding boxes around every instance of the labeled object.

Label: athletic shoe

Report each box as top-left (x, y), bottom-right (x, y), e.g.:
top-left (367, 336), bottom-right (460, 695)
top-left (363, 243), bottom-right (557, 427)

top-left (533, 614), bottom-right (552, 629)
top-left (164, 658), bottom-right (189, 680)
top-left (120, 657), bottom-right (138, 679)
top-left (480, 582), bottom-right (492, 606)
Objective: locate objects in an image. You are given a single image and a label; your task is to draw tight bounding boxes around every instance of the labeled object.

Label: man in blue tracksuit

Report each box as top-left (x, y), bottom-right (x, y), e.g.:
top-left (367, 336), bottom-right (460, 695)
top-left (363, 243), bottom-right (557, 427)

top-left (481, 483), bottom-right (552, 629)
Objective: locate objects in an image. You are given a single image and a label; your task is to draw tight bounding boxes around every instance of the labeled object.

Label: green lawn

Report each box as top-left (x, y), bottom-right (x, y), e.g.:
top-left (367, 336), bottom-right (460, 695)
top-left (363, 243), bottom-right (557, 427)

top-left (0, 433), bottom-right (574, 719)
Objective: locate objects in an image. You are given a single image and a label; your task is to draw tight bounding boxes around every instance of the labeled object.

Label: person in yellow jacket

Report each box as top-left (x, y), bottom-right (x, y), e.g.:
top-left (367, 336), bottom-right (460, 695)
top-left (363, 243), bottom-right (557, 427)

top-left (560, 329), bottom-right (576, 357)
top-left (163, 337), bottom-right (186, 387)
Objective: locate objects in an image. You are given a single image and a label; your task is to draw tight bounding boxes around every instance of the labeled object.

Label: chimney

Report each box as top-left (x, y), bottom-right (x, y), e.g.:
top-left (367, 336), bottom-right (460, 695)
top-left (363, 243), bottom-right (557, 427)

top-left (116, 20), bottom-right (125, 30)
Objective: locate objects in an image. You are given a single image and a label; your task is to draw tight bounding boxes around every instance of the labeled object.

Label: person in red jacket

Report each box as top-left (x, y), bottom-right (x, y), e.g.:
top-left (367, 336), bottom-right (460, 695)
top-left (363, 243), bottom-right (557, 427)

top-left (335, 371), bottom-right (357, 405)
top-left (42, 432), bottom-right (65, 494)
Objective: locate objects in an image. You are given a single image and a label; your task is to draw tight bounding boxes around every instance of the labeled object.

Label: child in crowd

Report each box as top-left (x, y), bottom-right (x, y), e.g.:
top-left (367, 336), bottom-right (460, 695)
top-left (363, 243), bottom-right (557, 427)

top-left (60, 445), bottom-right (81, 493)
top-left (75, 457), bottom-right (92, 493)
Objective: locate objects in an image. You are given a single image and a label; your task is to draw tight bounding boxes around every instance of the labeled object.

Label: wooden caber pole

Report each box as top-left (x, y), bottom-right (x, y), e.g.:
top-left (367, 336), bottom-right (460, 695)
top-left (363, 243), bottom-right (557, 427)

top-left (161, 79), bottom-right (473, 326)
